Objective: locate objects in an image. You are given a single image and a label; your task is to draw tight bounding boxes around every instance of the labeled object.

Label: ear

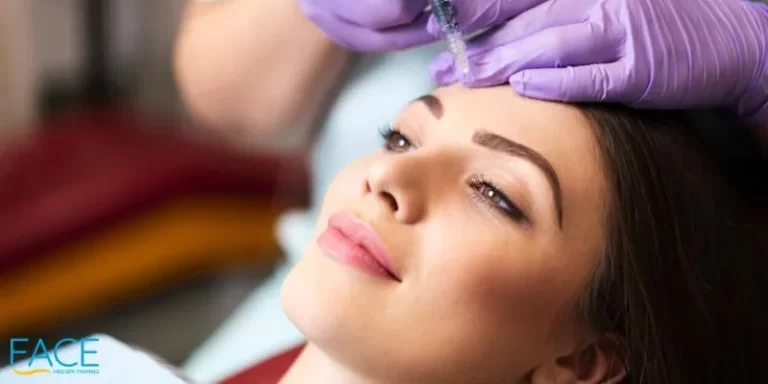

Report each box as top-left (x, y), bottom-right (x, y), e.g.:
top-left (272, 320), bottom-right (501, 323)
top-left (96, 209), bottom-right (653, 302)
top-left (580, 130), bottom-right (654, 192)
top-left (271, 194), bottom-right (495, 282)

top-left (530, 337), bottom-right (627, 384)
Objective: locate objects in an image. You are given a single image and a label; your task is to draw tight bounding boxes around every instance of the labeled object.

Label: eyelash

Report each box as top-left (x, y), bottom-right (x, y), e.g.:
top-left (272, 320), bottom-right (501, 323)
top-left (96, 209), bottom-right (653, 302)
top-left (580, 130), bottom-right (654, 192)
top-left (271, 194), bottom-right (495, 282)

top-left (468, 175), bottom-right (528, 223)
top-left (378, 125), bottom-right (528, 223)
top-left (379, 125), bottom-right (410, 152)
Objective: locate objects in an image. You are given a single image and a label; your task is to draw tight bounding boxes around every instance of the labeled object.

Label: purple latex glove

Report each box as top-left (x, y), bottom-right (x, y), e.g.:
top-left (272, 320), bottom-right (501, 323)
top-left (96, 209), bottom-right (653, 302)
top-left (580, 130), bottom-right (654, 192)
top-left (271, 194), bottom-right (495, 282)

top-left (297, 0), bottom-right (436, 51)
top-left (431, 0), bottom-right (768, 126)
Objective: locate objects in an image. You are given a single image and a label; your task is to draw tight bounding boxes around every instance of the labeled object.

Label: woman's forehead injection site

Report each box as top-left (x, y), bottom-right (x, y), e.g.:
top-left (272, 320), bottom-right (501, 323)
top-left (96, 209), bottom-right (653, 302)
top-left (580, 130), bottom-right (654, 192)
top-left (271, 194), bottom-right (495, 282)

top-left (407, 92), bottom-right (564, 228)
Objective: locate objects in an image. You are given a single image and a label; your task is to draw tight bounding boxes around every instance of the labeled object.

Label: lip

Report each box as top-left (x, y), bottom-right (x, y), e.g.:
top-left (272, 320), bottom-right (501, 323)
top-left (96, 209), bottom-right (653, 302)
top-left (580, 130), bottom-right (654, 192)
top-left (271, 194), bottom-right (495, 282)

top-left (317, 212), bottom-right (401, 282)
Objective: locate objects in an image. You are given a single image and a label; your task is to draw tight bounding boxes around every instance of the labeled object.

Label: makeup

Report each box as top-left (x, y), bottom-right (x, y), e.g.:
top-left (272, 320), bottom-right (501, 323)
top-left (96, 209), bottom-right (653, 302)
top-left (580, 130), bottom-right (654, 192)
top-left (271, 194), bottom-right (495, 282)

top-left (317, 212), bottom-right (401, 282)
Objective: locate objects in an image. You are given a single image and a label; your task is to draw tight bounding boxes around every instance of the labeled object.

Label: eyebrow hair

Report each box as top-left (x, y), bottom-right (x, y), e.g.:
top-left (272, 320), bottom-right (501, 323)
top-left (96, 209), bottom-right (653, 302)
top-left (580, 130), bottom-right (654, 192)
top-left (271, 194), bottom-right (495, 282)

top-left (473, 131), bottom-right (564, 227)
top-left (412, 95), bottom-right (444, 119)
top-left (410, 94), bottom-right (563, 227)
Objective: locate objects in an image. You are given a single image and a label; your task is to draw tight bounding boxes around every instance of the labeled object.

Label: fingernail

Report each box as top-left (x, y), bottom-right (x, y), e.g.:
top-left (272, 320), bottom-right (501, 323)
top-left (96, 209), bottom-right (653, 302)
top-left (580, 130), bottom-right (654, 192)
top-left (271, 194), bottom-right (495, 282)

top-left (426, 16), bottom-right (441, 37)
top-left (431, 68), bottom-right (457, 85)
top-left (508, 72), bottom-right (527, 93)
top-left (435, 71), bottom-right (458, 86)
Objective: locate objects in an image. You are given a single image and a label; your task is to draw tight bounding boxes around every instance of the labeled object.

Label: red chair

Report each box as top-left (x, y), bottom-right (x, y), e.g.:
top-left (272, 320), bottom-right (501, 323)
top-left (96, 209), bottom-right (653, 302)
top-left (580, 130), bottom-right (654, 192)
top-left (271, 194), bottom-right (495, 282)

top-left (219, 344), bottom-right (305, 384)
top-left (0, 109), bottom-right (308, 338)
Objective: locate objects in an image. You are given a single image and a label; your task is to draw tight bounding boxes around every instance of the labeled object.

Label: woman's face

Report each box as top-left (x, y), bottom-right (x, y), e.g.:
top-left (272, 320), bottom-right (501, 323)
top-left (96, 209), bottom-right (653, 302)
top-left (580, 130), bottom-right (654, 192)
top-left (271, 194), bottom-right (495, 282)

top-left (282, 85), bottom-right (609, 383)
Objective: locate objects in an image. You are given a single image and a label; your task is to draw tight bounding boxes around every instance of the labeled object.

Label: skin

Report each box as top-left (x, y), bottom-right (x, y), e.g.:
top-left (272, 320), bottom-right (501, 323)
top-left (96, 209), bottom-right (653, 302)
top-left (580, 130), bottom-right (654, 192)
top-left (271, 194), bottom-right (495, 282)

top-left (174, 0), bottom-right (350, 150)
top-left (281, 85), bottom-right (623, 383)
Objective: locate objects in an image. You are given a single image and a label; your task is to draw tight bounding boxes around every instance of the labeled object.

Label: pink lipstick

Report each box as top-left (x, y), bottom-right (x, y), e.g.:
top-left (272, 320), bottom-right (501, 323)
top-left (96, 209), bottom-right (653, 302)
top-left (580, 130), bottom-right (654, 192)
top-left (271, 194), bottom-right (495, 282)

top-left (317, 212), bottom-right (401, 282)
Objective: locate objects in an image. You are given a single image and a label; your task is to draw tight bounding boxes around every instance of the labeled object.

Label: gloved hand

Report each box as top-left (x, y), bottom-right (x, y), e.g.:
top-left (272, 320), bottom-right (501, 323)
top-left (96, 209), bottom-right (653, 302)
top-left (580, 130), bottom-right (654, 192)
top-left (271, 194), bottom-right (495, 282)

top-left (297, 0), bottom-right (550, 52)
top-left (297, 0), bottom-right (435, 51)
top-left (431, 0), bottom-right (768, 126)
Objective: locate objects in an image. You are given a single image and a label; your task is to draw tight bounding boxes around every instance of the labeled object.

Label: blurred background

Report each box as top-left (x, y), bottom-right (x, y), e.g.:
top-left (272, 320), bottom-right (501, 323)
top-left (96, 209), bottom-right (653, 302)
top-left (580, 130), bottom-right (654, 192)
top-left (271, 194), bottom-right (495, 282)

top-left (0, 0), bottom-right (308, 371)
top-left (2, 0), bottom-right (186, 128)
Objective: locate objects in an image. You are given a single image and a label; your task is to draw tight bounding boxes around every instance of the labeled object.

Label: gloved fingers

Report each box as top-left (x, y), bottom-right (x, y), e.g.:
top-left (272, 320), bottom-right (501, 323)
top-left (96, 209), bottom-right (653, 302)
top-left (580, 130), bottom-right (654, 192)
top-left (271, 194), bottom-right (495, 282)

top-left (427, 0), bottom-right (549, 36)
top-left (472, 0), bottom-right (596, 47)
top-left (426, 0), bottom-right (590, 39)
top-left (304, 11), bottom-right (436, 51)
top-left (508, 62), bottom-right (629, 103)
top-left (431, 22), bottom-right (622, 87)
top-left (332, 0), bottom-right (430, 30)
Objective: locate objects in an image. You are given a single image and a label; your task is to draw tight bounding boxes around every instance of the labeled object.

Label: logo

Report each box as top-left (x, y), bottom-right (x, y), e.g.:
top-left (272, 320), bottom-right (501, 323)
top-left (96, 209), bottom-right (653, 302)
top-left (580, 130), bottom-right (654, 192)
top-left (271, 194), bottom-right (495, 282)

top-left (8, 337), bottom-right (100, 376)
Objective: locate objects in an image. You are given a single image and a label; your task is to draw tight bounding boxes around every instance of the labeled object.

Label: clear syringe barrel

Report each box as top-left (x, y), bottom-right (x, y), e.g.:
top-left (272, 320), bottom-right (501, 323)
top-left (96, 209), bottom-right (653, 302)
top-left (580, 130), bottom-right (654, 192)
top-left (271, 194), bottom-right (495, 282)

top-left (429, 0), bottom-right (471, 78)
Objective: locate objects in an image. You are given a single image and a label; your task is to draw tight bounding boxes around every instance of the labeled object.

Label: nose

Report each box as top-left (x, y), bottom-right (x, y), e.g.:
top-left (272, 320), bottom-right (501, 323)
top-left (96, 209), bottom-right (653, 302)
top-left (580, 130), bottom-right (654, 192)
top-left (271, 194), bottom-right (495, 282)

top-left (364, 155), bottom-right (426, 224)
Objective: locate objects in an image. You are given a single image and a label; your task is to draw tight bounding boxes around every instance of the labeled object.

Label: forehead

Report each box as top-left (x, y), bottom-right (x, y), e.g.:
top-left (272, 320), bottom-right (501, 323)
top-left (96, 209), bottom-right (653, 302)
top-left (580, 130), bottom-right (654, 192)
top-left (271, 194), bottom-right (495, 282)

top-left (419, 85), bottom-right (608, 240)
top-left (429, 86), bottom-right (596, 159)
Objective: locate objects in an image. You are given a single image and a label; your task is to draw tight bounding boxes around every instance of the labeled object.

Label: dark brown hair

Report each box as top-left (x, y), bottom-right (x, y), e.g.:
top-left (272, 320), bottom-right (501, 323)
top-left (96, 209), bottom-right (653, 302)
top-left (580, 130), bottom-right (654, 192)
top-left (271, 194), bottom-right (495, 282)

top-left (578, 106), bottom-right (768, 383)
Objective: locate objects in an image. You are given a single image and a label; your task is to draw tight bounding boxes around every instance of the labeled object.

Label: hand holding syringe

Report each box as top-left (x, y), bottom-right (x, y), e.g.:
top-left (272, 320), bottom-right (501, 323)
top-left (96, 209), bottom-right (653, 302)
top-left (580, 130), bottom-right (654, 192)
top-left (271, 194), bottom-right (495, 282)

top-left (296, 0), bottom-right (474, 81)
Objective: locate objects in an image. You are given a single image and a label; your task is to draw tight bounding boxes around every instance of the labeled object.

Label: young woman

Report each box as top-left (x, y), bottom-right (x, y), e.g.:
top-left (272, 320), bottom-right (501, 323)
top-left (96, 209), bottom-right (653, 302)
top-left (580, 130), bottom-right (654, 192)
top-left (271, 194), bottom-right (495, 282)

top-left (278, 85), bottom-right (768, 383)
top-left (176, 0), bottom-right (766, 380)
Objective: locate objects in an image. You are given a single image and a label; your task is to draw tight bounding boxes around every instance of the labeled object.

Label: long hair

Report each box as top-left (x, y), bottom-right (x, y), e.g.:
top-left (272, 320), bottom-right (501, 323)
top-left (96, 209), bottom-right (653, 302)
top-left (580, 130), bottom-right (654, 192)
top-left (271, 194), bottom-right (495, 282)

top-left (578, 106), bottom-right (768, 383)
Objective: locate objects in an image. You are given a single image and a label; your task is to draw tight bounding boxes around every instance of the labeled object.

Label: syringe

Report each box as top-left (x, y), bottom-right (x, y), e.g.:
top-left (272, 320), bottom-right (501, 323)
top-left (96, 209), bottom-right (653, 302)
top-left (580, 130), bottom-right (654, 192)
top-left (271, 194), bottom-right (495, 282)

top-left (428, 0), bottom-right (471, 81)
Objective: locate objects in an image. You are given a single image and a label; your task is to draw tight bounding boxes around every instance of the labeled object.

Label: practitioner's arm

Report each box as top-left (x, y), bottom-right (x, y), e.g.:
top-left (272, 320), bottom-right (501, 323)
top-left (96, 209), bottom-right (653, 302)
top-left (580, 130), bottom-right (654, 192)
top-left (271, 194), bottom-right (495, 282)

top-left (174, 0), bottom-right (351, 148)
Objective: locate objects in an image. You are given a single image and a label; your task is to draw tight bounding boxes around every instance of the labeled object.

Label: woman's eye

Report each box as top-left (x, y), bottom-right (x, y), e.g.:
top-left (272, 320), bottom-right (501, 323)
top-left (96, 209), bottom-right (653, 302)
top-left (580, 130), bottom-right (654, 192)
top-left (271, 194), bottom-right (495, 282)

top-left (380, 127), bottom-right (413, 153)
top-left (477, 184), bottom-right (505, 206)
top-left (471, 180), bottom-right (528, 223)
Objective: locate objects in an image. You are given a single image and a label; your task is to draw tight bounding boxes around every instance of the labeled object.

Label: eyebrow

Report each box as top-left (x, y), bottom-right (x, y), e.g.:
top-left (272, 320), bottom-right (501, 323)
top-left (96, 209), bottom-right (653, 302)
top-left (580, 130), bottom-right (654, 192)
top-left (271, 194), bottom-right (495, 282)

top-left (473, 131), bottom-right (563, 227)
top-left (413, 95), bottom-right (444, 119)
top-left (411, 95), bottom-right (563, 227)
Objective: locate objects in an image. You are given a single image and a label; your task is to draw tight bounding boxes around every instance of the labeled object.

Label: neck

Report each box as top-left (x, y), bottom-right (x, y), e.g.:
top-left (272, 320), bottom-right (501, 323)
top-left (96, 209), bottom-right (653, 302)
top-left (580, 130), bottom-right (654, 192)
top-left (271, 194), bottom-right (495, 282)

top-left (279, 343), bottom-right (382, 384)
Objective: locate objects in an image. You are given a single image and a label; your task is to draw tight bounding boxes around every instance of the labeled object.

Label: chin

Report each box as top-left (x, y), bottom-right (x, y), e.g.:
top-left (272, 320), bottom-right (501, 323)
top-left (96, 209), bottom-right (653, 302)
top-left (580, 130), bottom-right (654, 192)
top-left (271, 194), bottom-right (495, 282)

top-left (281, 257), bottom-right (392, 380)
top-left (281, 244), bottom-right (406, 367)
top-left (282, 245), bottom-right (364, 344)
top-left (281, 249), bottom-right (328, 336)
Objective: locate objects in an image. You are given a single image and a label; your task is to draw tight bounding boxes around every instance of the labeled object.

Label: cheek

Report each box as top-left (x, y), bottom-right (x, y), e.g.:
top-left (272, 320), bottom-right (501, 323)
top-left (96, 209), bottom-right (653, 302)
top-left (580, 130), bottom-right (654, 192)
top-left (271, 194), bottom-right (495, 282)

top-left (417, 219), bottom-right (582, 350)
top-left (423, 231), bottom-right (548, 319)
top-left (318, 157), bottom-right (374, 217)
